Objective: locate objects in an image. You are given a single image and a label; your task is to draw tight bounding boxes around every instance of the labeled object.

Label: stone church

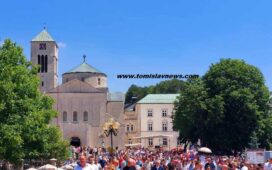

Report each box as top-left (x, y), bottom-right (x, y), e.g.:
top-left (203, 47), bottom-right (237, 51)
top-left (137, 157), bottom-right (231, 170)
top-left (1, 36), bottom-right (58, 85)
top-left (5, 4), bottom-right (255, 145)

top-left (30, 29), bottom-right (125, 148)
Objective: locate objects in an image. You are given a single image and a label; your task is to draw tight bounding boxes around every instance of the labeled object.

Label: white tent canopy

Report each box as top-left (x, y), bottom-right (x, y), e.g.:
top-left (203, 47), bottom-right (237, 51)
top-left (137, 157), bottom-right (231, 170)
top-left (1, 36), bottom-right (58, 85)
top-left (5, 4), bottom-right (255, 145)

top-left (124, 143), bottom-right (143, 147)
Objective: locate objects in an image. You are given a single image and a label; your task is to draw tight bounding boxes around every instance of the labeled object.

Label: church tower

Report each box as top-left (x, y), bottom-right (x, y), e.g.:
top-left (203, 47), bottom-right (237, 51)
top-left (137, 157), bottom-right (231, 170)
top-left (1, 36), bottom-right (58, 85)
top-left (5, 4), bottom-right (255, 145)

top-left (31, 29), bottom-right (58, 92)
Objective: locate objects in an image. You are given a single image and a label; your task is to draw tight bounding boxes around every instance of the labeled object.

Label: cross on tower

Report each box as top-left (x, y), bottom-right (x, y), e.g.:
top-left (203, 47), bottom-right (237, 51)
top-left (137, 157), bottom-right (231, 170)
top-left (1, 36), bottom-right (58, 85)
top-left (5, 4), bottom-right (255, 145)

top-left (83, 55), bottom-right (86, 62)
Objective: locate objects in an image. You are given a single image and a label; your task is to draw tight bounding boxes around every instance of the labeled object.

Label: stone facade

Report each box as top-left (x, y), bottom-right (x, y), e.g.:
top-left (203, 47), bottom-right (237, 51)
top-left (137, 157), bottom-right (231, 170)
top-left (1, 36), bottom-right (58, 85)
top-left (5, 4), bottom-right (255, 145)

top-left (31, 29), bottom-right (125, 148)
top-left (31, 41), bottom-right (58, 92)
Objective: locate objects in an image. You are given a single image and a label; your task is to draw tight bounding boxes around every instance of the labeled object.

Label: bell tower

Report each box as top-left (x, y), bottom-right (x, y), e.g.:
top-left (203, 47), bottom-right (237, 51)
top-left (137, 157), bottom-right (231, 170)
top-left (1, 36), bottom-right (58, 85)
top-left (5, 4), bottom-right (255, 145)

top-left (31, 28), bottom-right (58, 92)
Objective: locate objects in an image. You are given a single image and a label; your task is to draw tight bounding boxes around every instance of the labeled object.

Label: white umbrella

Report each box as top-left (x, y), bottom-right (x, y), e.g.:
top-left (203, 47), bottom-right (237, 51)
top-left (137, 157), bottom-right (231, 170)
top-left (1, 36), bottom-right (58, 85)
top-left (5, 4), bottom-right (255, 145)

top-left (198, 147), bottom-right (212, 154)
top-left (61, 165), bottom-right (73, 170)
top-left (38, 164), bottom-right (57, 170)
top-left (69, 163), bottom-right (77, 167)
top-left (26, 168), bottom-right (38, 170)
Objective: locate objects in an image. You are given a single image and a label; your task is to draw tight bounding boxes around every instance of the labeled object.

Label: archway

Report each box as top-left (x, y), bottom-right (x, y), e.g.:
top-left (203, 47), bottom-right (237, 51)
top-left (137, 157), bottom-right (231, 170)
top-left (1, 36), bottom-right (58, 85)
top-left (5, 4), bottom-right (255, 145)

top-left (70, 137), bottom-right (81, 147)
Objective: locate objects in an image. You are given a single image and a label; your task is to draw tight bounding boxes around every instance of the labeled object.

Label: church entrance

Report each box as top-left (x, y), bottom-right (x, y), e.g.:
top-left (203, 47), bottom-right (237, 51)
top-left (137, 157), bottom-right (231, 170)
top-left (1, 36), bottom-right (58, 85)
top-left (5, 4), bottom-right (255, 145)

top-left (70, 137), bottom-right (81, 147)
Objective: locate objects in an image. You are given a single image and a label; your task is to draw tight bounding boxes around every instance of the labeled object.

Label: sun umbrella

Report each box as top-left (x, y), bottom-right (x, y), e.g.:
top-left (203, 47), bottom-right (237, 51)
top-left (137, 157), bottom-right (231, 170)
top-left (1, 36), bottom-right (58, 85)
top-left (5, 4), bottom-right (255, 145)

top-left (26, 168), bottom-right (38, 170)
top-left (61, 165), bottom-right (73, 170)
top-left (38, 164), bottom-right (57, 170)
top-left (198, 147), bottom-right (212, 154)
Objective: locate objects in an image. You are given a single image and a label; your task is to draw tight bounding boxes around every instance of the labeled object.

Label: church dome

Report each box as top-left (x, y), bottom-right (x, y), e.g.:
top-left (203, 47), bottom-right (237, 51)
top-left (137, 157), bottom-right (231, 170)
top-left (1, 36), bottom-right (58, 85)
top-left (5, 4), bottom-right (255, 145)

top-left (62, 56), bottom-right (107, 89)
top-left (64, 61), bottom-right (105, 75)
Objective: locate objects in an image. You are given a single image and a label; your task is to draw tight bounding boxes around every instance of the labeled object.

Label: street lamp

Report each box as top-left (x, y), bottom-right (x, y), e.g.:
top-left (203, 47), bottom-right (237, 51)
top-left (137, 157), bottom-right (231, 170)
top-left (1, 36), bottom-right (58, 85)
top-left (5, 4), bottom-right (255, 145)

top-left (102, 118), bottom-right (120, 155)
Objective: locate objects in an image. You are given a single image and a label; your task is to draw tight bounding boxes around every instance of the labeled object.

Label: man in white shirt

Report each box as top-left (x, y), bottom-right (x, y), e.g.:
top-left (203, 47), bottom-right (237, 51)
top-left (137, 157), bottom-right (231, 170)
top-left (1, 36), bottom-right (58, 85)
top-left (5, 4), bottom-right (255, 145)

top-left (74, 155), bottom-right (91, 170)
top-left (88, 157), bottom-right (99, 170)
top-left (264, 158), bottom-right (272, 170)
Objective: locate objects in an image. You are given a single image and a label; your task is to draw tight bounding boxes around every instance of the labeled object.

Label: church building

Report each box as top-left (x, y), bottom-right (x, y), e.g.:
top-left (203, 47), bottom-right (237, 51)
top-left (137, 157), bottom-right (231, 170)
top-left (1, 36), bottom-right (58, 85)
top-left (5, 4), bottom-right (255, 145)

top-left (30, 29), bottom-right (125, 148)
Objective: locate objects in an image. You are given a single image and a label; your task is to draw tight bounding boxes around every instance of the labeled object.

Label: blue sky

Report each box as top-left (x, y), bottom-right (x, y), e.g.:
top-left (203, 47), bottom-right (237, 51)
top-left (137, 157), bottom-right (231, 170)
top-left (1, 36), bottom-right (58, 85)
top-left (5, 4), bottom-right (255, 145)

top-left (0, 0), bottom-right (272, 92)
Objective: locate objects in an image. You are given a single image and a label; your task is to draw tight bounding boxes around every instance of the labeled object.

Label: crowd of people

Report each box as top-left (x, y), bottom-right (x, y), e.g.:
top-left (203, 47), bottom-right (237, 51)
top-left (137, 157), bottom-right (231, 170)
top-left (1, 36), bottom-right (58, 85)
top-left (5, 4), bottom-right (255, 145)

top-left (67, 146), bottom-right (272, 170)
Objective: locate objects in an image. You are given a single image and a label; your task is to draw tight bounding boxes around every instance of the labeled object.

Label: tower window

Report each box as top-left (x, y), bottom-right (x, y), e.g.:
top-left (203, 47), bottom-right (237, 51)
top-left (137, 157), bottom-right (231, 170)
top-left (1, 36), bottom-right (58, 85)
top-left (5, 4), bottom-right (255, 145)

top-left (81, 77), bottom-right (85, 82)
top-left (38, 55), bottom-right (41, 72)
top-left (39, 55), bottom-right (48, 73)
top-left (39, 43), bottom-right (46, 50)
top-left (41, 81), bottom-right (44, 87)
top-left (44, 55), bottom-right (48, 72)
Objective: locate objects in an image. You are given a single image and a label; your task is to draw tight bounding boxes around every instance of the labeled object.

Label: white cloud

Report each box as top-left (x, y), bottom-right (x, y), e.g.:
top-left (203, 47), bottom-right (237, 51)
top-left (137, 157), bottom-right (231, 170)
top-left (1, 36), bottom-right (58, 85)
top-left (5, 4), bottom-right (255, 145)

top-left (57, 42), bottom-right (67, 48)
top-left (0, 40), bottom-right (4, 46)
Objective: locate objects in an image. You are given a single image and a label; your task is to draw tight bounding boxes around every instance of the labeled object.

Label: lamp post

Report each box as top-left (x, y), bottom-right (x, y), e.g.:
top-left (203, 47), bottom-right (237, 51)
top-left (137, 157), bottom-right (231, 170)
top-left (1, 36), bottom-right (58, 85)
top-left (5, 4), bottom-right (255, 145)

top-left (102, 118), bottom-right (120, 156)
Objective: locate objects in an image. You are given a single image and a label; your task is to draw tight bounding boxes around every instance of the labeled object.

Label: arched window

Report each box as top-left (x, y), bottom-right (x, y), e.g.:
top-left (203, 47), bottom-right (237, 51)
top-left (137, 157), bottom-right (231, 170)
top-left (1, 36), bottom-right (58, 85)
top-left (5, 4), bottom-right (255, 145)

top-left (38, 55), bottom-right (41, 72)
top-left (127, 125), bottom-right (130, 132)
top-left (128, 138), bottom-right (132, 144)
top-left (63, 111), bottom-right (67, 122)
top-left (73, 111), bottom-right (78, 122)
top-left (83, 111), bottom-right (88, 121)
top-left (44, 55), bottom-right (48, 72)
top-left (41, 55), bottom-right (44, 72)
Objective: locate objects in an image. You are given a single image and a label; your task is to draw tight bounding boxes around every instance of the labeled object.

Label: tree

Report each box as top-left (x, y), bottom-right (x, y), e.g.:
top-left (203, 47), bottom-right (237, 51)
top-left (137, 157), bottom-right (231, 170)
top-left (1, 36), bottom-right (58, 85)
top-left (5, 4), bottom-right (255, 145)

top-left (125, 79), bottom-right (185, 104)
top-left (173, 59), bottom-right (271, 154)
top-left (0, 39), bottom-right (68, 165)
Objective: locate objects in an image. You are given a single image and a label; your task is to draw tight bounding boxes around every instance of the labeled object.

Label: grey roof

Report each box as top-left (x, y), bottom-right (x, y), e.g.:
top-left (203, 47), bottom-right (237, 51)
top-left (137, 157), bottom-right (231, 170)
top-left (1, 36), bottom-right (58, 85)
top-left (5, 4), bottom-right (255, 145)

top-left (108, 92), bottom-right (125, 102)
top-left (64, 62), bottom-right (104, 74)
top-left (32, 29), bottom-right (55, 42)
top-left (137, 94), bottom-right (179, 104)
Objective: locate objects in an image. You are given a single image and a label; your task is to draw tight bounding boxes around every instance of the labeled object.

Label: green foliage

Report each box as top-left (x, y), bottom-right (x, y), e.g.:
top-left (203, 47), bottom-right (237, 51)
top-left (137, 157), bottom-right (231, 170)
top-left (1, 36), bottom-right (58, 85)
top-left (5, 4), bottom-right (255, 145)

top-left (173, 59), bottom-right (271, 154)
top-left (0, 39), bottom-right (68, 164)
top-left (125, 79), bottom-right (185, 104)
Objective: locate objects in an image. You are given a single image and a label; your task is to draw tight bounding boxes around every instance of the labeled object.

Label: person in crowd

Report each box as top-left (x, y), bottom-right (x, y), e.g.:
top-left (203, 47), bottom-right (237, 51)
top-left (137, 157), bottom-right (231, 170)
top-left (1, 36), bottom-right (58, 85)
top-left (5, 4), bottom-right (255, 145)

top-left (74, 155), bottom-right (90, 170)
top-left (264, 158), bottom-right (272, 170)
top-left (151, 160), bottom-right (163, 170)
top-left (123, 158), bottom-right (137, 170)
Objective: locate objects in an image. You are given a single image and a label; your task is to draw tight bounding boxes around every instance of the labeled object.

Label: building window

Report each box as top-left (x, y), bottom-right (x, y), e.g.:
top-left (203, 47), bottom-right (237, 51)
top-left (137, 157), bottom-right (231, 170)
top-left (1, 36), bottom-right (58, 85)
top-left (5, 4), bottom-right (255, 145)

top-left (73, 111), bottom-right (78, 122)
top-left (98, 78), bottom-right (101, 85)
top-left (81, 77), bottom-right (85, 82)
top-left (162, 122), bottom-right (167, 131)
top-left (127, 125), bottom-right (130, 132)
top-left (63, 111), bottom-right (67, 122)
top-left (148, 123), bottom-right (153, 131)
top-left (162, 109), bottom-right (167, 117)
top-left (41, 81), bottom-right (44, 87)
top-left (128, 139), bottom-right (132, 144)
top-left (147, 109), bottom-right (153, 117)
top-left (38, 55), bottom-right (48, 73)
top-left (131, 125), bottom-right (134, 132)
top-left (38, 55), bottom-right (41, 72)
top-left (162, 138), bottom-right (168, 146)
top-left (66, 78), bottom-right (69, 82)
top-left (83, 111), bottom-right (88, 121)
top-left (39, 43), bottom-right (46, 50)
top-left (148, 138), bottom-right (153, 146)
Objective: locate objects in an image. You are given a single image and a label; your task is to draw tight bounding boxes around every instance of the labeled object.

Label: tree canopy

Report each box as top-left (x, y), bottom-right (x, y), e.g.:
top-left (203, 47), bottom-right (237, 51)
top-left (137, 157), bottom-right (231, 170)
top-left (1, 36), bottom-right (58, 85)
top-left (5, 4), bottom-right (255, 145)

top-left (173, 59), bottom-right (272, 154)
top-left (0, 39), bottom-right (68, 164)
top-left (125, 79), bottom-right (185, 104)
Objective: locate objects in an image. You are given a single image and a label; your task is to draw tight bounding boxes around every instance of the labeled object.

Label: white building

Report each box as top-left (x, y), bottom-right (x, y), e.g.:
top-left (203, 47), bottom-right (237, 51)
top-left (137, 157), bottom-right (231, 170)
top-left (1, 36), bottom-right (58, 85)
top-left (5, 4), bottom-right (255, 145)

top-left (135, 94), bottom-right (179, 150)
